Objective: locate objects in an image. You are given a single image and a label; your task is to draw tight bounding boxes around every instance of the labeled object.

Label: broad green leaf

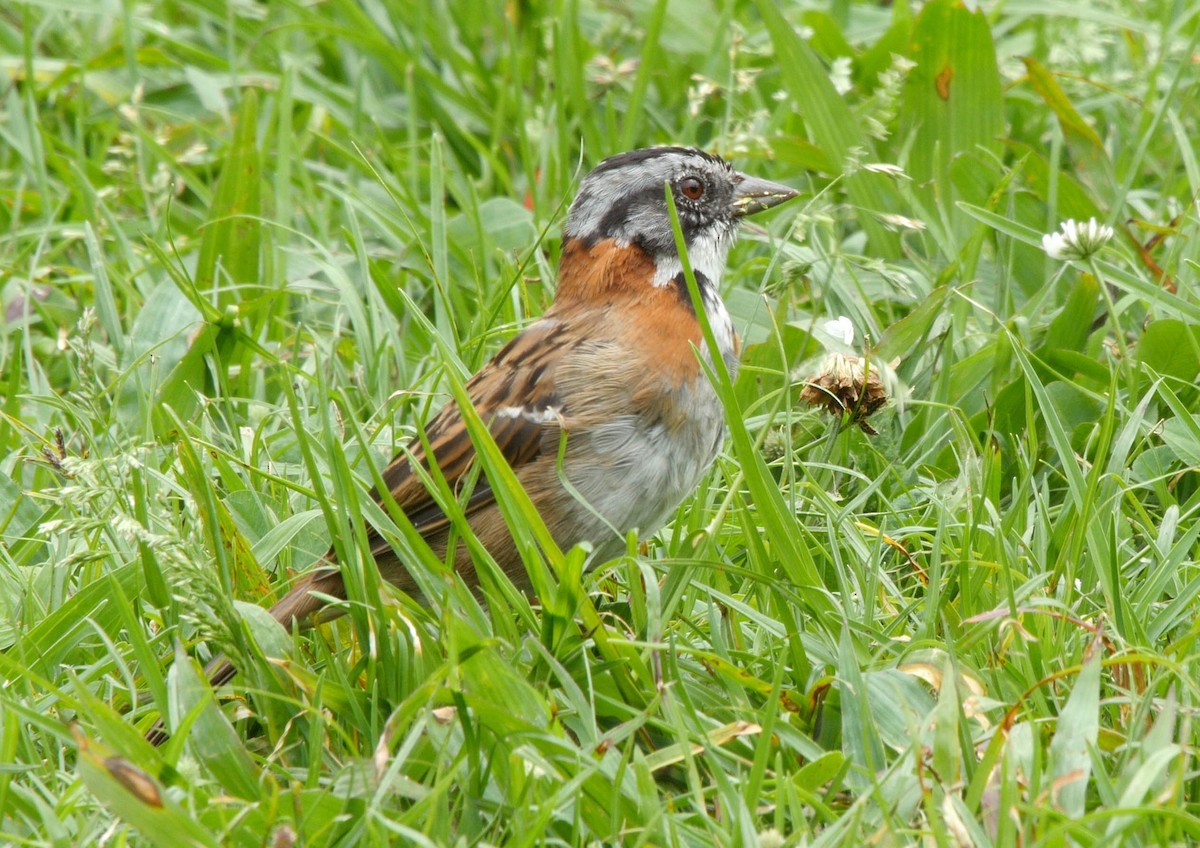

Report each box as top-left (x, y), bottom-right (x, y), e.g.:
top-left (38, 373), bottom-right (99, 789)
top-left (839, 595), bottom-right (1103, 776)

top-left (794, 750), bottom-right (847, 793)
top-left (175, 434), bottom-right (270, 601)
top-left (854, 0), bottom-right (913, 90)
top-left (734, 323), bottom-right (819, 412)
top-left (75, 728), bottom-right (220, 848)
top-left (1045, 275), bottom-right (1100, 355)
top-left (930, 662), bottom-right (961, 787)
top-left (16, 566), bottom-right (142, 677)
top-left (460, 643), bottom-right (552, 735)
top-left (1041, 349), bottom-right (1111, 386)
top-left (1009, 140), bottom-right (1107, 224)
top-left (0, 467), bottom-right (45, 547)
top-left (875, 285), bottom-right (952, 362)
top-left (249, 508), bottom-right (327, 566)
top-left (864, 668), bottom-right (937, 752)
top-left (837, 628), bottom-right (883, 789)
top-left (194, 89), bottom-right (263, 300)
top-left (1046, 636), bottom-right (1102, 818)
top-left (448, 197), bottom-right (536, 253)
top-left (801, 11), bottom-right (855, 62)
top-left (900, 0), bottom-right (1004, 242)
top-left (1160, 415), bottom-right (1200, 467)
top-left (957, 201), bottom-right (1045, 246)
top-left (1137, 320), bottom-right (1200, 395)
top-left (152, 91), bottom-right (266, 423)
top-left (754, 0), bottom-right (902, 258)
top-left (167, 642), bottom-right (262, 802)
top-left (84, 222), bottom-right (125, 358)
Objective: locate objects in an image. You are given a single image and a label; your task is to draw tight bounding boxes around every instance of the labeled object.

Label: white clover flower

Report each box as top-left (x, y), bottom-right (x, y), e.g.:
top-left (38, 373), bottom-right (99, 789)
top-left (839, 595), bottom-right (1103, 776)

top-left (824, 315), bottom-right (856, 346)
top-left (1042, 217), bottom-right (1114, 261)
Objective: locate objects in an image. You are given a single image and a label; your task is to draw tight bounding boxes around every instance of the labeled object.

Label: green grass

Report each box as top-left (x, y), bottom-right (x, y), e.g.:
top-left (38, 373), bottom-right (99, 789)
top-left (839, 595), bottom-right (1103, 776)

top-left (2, 0), bottom-right (1200, 844)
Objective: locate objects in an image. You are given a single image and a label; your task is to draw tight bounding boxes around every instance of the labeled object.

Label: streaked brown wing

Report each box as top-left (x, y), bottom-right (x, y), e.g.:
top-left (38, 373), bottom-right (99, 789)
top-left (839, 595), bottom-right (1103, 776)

top-left (369, 317), bottom-right (571, 541)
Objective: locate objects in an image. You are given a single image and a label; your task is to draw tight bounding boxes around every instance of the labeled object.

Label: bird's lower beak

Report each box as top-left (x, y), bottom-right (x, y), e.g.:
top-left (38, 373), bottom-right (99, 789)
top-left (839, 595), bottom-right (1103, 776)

top-left (732, 173), bottom-right (799, 217)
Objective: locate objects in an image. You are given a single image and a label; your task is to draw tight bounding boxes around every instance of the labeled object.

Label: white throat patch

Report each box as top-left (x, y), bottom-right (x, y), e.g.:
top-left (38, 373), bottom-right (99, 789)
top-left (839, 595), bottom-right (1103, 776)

top-left (649, 230), bottom-right (732, 289)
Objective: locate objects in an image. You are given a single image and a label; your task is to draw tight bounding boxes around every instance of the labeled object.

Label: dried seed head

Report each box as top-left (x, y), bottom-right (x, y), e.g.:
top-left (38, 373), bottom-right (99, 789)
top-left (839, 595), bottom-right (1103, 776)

top-left (799, 352), bottom-right (891, 435)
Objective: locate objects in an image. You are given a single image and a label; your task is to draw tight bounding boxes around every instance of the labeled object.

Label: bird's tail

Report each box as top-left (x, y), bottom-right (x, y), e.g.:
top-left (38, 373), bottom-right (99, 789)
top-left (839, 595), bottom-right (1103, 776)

top-left (144, 567), bottom-right (346, 746)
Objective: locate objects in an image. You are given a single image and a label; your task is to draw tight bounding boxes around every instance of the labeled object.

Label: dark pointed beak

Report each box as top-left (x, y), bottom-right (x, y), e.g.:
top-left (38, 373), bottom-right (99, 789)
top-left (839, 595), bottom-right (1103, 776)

top-left (732, 173), bottom-right (799, 218)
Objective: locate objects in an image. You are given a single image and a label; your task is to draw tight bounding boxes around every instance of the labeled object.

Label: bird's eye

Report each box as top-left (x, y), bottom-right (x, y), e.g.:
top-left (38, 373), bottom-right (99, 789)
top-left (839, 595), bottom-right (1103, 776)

top-left (679, 177), bottom-right (705, 201)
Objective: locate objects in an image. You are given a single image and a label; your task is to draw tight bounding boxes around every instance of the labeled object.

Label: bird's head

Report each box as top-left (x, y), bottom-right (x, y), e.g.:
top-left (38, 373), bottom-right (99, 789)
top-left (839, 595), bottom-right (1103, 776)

top-left (560, 146), bottom-right (797, 294)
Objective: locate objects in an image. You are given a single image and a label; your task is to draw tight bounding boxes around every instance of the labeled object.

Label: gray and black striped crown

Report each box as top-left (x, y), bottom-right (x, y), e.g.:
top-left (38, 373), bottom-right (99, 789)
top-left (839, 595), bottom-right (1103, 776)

top-left (564, 147), bottom-right (739, 254)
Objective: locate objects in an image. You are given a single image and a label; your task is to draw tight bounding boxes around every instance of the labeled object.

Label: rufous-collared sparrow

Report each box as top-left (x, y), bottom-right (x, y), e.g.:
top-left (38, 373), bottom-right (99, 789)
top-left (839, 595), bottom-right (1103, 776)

top-left (150, 147), bottom-right (796, 740)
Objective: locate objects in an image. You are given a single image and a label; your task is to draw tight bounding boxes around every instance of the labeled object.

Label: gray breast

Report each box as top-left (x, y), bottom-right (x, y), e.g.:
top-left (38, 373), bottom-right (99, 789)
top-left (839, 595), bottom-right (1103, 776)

top-left (558, 375), bottom-right (725, 556)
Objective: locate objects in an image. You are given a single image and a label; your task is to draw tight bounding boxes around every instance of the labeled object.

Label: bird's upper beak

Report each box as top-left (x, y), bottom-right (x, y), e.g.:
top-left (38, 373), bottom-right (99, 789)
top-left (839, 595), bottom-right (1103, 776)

top-left (732, 173), bottom-right (799, 218)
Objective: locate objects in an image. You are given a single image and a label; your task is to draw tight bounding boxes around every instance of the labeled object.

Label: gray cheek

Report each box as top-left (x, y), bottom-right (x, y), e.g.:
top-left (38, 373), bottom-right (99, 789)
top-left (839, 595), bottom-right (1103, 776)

top-left (616, 205), bottom-right (675, 254)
